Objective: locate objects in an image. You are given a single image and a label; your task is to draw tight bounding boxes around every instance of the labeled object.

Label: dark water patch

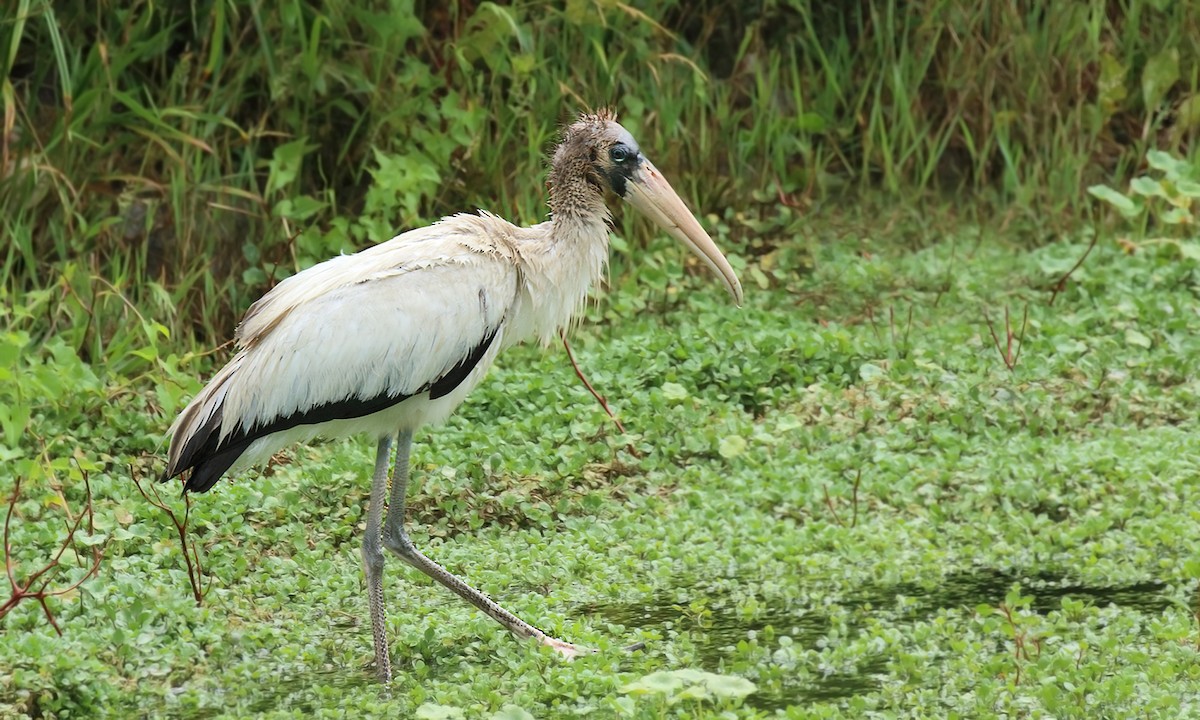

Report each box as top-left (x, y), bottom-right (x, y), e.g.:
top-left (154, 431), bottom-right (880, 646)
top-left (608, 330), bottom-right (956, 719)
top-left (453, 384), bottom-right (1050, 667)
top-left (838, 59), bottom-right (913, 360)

top-left (877, 568), bottom-right (1171, 619)
top-left (160, 667), bottom-right (379, 720)
top-left (579, 589), bottom-right (878, 711)
top-left (580, 566), bottom-right (1172, 711)
top-left (793, 657), bottom-right (890, 706)
top-left (244, 668), bottom-right (376, 716)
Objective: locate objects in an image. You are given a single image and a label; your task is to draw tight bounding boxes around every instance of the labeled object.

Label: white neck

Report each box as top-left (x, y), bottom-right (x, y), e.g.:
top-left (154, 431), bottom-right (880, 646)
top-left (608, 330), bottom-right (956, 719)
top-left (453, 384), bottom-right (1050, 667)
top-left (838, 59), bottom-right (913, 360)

top-left (506, 204), bottom-right (612, 347)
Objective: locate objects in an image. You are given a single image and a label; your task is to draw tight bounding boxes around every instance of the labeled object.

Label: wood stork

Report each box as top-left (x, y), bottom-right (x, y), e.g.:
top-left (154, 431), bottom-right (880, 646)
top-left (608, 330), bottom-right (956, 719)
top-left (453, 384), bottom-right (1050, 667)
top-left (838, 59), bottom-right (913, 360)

top-left (162, 110), bottom-right (743, 681)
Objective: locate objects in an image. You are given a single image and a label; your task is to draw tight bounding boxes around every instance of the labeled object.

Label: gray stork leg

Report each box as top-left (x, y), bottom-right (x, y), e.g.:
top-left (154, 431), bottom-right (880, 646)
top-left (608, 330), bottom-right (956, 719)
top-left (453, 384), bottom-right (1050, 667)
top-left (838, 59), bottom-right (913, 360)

top-left (362, 435), bottom-right (394, 681)
top-left (381, 430), bottom-right (589, 659)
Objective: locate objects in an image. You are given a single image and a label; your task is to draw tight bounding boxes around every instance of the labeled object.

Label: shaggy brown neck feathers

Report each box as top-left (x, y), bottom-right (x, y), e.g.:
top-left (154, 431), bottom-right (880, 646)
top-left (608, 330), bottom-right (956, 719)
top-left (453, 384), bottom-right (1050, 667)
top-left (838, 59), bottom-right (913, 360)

top-left (547, 112), bottom-right (615, 224)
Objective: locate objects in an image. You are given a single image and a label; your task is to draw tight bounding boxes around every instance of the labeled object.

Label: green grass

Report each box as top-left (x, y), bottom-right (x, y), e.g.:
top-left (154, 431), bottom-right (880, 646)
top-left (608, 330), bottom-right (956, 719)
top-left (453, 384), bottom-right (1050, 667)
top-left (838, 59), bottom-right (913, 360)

top-left (5, 217), bottom-right (1200, 718)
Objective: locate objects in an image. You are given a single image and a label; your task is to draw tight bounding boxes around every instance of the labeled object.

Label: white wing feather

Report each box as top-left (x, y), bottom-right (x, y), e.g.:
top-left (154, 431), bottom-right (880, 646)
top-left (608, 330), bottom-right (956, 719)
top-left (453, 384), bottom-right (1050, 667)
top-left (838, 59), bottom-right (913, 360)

top-left (167, 214), bottom-right (523, 469)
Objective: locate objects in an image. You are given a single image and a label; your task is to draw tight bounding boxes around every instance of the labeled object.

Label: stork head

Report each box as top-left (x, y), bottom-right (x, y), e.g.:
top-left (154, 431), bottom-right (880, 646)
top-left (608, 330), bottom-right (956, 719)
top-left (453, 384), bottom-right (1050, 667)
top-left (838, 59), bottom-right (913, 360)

top-left (552, 110), bottom-right (744, 305)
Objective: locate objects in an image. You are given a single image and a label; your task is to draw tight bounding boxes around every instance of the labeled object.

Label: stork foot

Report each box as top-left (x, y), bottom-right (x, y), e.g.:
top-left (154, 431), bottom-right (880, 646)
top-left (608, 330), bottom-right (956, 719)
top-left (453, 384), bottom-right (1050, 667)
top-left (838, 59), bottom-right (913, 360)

top-left (540, 636), bottom-right (595, 659)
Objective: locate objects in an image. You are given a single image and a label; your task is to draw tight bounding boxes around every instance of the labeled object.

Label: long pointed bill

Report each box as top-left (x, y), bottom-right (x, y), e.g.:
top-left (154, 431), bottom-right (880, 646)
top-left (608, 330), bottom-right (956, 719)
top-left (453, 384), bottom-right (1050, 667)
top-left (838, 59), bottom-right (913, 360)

top-left (623, 160), bottom-right (744, 305)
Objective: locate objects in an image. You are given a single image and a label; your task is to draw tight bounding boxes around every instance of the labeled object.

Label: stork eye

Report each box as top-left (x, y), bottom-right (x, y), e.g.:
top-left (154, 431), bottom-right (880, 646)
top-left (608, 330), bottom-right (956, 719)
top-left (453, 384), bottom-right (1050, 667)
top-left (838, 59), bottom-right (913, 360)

top-left (610, 145), bottom-right (633, 163)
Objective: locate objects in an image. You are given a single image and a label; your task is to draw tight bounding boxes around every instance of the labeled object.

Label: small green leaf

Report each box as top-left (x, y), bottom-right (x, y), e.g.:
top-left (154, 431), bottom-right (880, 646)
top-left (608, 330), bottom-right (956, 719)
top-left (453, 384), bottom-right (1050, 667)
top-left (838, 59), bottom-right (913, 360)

top-left (662, 382), bottom-right (689, 401)
top-left (1055, 339), bottom-right (1088, 356)
top-left (1177, 94), bottom-right (1200, 133)
top-left (266, 138), bottom-right (318, 195)
top-left (76, 532), bottom-right (107, 547)
top-left (749, 265), bottom-right (770, 290)
top-left (1098, 53), bottom-right (1127, 115)
top-left (489, 706), bottom-right (535, 720)
top-left (796, 112), bottom-right (826, 132)
top-left (859, 363), bottom-right (886, 381)
top-left (415, 704), bottom-right (466, 720)
top-left (673, 685), bottom-right (710, 702)
top-left (719, 435), bottom-right (748, 459)
top-left (1125, 328), bottom-right (1151, 348)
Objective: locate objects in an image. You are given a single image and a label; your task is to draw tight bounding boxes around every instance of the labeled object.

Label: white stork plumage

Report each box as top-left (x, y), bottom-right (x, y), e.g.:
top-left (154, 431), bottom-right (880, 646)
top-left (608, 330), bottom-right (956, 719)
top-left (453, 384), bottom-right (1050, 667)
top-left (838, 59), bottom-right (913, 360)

top-left (162, 110), bottom-right (742, 681)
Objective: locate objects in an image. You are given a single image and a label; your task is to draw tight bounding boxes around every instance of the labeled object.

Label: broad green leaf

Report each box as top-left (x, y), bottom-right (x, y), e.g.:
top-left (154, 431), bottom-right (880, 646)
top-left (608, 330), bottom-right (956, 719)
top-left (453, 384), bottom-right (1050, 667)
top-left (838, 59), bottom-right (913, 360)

top-left (1130, 176), bottom-right (1166, 198)
top-left (1176, 180), bottom-right (1200, 198)
top-left (749, 265), bottom-right (771, 290)
top-left (671, 669), bottom-right (710, 684)
top-left (705, 674), bottom-right (757, 699)
top-left (275, 194), bottom-right (327, 221)
top-left (1161, 207), bottom-right (1191, 224)
top-left (1086, 185), bottom-right (1138, 216)
top-left (1145, 149), bottom-right (1186, 176)
top-left (0, 332), bottom-right (23, 366)
top-left (622, 671), bottom-right (684, 695)
top-left (1176, 242), bottom-right (1200, 260)
top-left (1142, 49), bottom-right (1179, 110)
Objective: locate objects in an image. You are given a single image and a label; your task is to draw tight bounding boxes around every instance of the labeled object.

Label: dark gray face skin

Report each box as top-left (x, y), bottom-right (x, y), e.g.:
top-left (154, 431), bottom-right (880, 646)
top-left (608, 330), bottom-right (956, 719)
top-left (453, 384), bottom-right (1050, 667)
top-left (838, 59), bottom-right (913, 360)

top-left (605, 141), bottom-right (643, 198)
top-left (591, 123), bottom-right (642, 199)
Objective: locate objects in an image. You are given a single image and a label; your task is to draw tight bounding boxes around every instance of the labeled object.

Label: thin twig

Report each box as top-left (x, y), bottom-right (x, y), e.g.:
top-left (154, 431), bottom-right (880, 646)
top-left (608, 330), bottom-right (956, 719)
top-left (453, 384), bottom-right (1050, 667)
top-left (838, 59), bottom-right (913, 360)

top-left (822, 485), bottom-right (844, 527)
top-left (133, 470), bottom-right (207, 605)
top-left (850, 469), bottom-right (861, 529)
top-left (983, 304), bottom-right (1029, 372)
top-left (1047, 233), bottom-right (1098, 306)
top-left (865, 305), bottom-right (883, 344)
top-left (998, 603), bottom-right (1025, 685)
top-left (1, 474), bottom-right (105, 634)
top-left (561, 332), bottom-right (626, 434)
top-left (1012, 305), bottom-right (1029, 369)
top-left (888, 304), bottom-right (914, 358)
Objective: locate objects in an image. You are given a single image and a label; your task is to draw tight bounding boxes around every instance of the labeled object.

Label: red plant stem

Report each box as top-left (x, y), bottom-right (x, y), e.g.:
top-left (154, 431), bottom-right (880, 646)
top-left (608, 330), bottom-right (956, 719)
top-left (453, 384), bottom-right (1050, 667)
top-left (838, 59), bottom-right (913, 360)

top-left (561, 332), bottom-right (627, 435)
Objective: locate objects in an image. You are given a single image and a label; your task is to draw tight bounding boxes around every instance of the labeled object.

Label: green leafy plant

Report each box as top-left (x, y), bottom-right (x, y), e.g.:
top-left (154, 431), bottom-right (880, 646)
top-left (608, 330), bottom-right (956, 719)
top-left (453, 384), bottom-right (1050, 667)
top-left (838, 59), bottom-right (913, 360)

top-left (1088, 150), bottom-right (1200, 250)
top-left (618, 669), bottom-right (757, 711)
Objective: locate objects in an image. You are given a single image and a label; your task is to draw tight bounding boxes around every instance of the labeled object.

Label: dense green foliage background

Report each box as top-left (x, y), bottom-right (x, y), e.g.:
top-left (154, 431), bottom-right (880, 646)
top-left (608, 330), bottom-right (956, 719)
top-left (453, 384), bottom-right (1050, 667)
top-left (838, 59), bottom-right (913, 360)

top-left (4, 0), bottom-right (1199, 345)
top-left (4, 1), bottom-right (1200, 718)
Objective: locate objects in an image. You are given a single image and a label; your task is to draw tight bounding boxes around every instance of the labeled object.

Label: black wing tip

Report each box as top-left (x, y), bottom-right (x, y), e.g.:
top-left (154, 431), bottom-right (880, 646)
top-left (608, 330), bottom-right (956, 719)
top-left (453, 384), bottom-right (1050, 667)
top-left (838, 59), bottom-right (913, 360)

top-left (428, 327), bottom-right (498, 400)
top-left (155, 464), bottom-right (195, 498)
top-left (174, 449), bottom-right (243, 495)
top-left (161, 407), bottom-right (232, 494)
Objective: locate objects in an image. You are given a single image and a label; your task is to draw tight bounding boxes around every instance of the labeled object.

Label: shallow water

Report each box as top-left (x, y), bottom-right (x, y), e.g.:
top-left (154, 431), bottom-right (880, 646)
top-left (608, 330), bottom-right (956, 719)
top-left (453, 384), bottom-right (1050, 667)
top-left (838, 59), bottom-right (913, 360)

top-left (581, 566), bottom-right (1172, 710)
top-left (162, 567), bottom-right (1173, 717)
